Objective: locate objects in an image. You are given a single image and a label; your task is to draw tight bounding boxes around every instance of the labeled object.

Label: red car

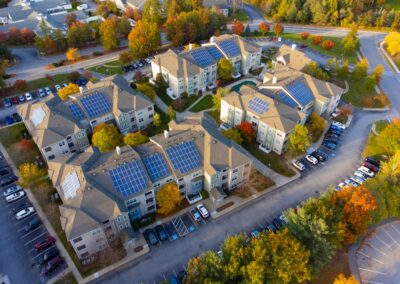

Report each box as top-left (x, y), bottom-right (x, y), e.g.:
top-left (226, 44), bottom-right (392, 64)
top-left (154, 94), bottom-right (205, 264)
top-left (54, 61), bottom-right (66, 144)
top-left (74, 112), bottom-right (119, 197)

top-left (34, 236), bottom-right (56, 252)
top-left (11, 97), bottom-right (19, 105)
top-left (40, 256), bottom-right (64, 275)
top-left (362, 162), bottom-right (379, 173)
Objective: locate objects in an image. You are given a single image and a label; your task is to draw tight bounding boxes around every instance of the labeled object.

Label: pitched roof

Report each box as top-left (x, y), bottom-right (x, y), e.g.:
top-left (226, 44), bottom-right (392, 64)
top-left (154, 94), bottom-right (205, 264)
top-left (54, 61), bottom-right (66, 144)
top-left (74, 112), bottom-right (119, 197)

top-left (272, 44), bottom-right (312, 71)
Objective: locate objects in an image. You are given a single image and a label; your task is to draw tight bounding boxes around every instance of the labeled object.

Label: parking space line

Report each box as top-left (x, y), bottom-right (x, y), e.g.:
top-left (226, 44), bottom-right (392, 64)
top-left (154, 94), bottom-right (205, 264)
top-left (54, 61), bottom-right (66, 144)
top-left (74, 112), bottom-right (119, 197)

top-left (390, 223), bottom-right (400, 237)
top-left (15, 213), bottom-right (37, 224)
top-left (20, 225), bottom-right (43, 238)
top-left (359, 267), bottom-right (386, 275)
top-left (24, 231), bottom-right (47, 246)
top-left (382, 227), bottom-right (400, 248)
top-left (357, 251), bottom-right (385, 265)
top-left (375, 234), bottom-right (391, 250)
top-left (32, 245), bottom-right (56, 260)
top-left (365, 242), bottom-right (387, 257)
top-left (361, 280), bottom-right (384, 284)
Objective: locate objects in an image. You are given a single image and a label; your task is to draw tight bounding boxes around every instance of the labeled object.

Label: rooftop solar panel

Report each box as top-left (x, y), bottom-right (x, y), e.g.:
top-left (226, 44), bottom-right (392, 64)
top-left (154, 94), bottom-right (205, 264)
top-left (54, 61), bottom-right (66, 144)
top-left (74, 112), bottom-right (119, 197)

top-left (286, 81), bottom-right (314, 106)
top-left (206, 46), bottom-right (224, 61)
top-left (218, 40), bottom-right (241, 57)
top-left (276, 92), bottom-right (298, 108)
top-left (109, 160), bottom-right (149, 197)
top-left (80, 92), bottom-right (111, 118)
top-left (68, 103), bottom-right (85, 119)
top-left (166, 141), bottom-right (202, 174)
top-left (143, 153), bottom-right (170, 182)
top-left (248, 97), bottom-right (269, 115)
top-left (190, 48), bottom-right (215, 67)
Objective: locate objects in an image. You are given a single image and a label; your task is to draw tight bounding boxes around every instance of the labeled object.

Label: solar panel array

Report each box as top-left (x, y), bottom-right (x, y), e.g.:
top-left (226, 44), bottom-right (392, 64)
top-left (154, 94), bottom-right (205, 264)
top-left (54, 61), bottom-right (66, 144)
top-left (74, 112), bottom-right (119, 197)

top-left (206, 46), bottom-right (224, 61)
top-left (276, 92), bottom-right (297, 107)
top-left (248, 97), bottom-right (269, 114)
top-left (218, 40), bottom-right (241, 57)
top-left (68, 103), bottom-right (85, 119)
top-left (190, 48), bottom-right (215, 67)
top-left (80, 92), bottom-right (111, 118)
top-left (286, 81), bottom-right (314, 106)
top-left (109, 160), bottom-right (149, 197)
top-left (166, 141), bottom-right (202, 174)
top-left (143, 153), bottom-right (170, 182)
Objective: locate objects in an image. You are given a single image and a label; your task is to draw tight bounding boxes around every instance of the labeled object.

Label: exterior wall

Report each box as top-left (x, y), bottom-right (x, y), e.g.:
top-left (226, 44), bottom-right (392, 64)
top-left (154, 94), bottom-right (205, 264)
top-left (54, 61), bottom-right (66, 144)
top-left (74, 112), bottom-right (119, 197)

top-left (42, 138), bottom-right (70, 161)
top-left (220, 101), bottom-right (244, 127)
top-left (241, 51), bottom-right (262, 75)
top-left (89, 113), bottom-right (114, 129)
top-left (176, 169), bottom-right (203, 196)
top-left (204, 64), bottom-right (218, 85)
top-left (70, 227), bottom-right (109, 259)
top-left (74, 129), bottom-right (90, 151)
top-left (326, 94), bottom-right (342, 115)
top-left (226, 162), bottom-right (250, 190)
top-left (134, 105), bottom-right (154, 130)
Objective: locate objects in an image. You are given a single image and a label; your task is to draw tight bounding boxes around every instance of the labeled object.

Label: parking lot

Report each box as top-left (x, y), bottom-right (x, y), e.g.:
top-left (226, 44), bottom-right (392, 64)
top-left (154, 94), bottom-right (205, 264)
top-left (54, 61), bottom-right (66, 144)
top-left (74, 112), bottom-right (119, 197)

top-left (0, 150), bottom-right (67, 283)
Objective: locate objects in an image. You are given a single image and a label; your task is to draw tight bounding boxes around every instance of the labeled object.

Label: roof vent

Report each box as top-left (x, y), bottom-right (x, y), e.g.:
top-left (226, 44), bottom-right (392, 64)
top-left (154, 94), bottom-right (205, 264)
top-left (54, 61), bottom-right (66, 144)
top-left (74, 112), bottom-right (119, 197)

top-left (87, 186), bottom-right (92, 191)
top-left (272, 77), bottom-right (277, 84)
top-left (116, 146), bottom-right (121, 155)
top-left (291, 44), bottom-right (296, 50)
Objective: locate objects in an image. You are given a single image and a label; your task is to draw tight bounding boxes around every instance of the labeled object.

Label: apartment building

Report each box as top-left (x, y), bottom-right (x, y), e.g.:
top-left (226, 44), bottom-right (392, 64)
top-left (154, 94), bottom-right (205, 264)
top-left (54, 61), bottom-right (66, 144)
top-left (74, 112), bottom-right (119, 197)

top-left (271, 44), bottom-right (312, 71)
top-left (221, 85), bottom-right (306, 154)
top-left (47, 114), bottom-right (251, 258)
top-left (18, 75), bottom-right (154, 161)
top-left (151, 34), bottom-right (262, 97)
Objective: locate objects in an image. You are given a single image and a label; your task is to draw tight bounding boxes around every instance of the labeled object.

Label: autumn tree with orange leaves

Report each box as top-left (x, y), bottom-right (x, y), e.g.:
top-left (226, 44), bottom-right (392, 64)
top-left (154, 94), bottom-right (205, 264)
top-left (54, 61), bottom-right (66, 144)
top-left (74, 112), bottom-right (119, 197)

top-left (236, 121), bottom-right (256, 144)
top-left (232, 20), bottom-right (244, 35)
top-left (128, 20), bottom-right (160, 59)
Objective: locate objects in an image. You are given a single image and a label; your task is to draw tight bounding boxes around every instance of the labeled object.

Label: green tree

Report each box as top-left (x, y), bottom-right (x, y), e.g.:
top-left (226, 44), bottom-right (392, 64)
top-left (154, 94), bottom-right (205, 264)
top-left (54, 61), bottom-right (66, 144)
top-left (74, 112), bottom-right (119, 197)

top-left (380, 151), bottom-right (400, 184)
top-left (117, 16), bottom-right (132, 37)
top-left (221, 234), bottom-right (250, 281)
top-left (123, 132), bottom-right (149, 147)
top-left (217, 58), bottom-right (234, 82)
top-left (288, 124), bottom-right (311, 155)
top-left (99, 16), bottom-right (119, 51)
top-left (143, 0), bottom-right (163, 24)
top-left (338, 60), bottom-right (349, 79)
top-left (223, 129), bottom-right (243, 145)
top-left (156, 182), bottom-right (181, 215)
top-left (303, 61), bottom-right (329, 81)
top-left (18, 163), bottom-right (47, 188)
top-left (167, 105), bottom-right (176, 121)
top-left (128, 20), bottom-right (160, 59)
top-left (137, 83), bottom-right (156, 101)
top-left (154, 113), bottom-right (162, 127)
top-left (376, 120), bottom-right (400, 155)
top-left (92, 123), bottom-right (123, 153)
top-left (352, 57), bottom-right (369, 80)
top-left (371, 64), bottom-right (384, 84)
top-left (187, 251), bottom-right (225, 283)
top-left (212, 87), bottom-right (228, 112)
top-left (307, 112), bottom-right (326, 141)
top-left (342, 25), bottom-right (360, 55)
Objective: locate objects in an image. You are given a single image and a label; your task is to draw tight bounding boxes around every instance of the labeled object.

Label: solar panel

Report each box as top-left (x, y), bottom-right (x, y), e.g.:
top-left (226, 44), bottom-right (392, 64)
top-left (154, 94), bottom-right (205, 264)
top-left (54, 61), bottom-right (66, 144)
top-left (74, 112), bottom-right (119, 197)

top-left (286, 81), bottom-right (314, 106)
top-left (109, 160), bottom-right (149, 197)
top-left (166, 141), bottom-right (202, 174)
top-left (218, 40), bottom-right (241, 57)
top-left (143, 153), bottom-right (170, 182)
top-left (248, 97), bottom-right (269, 114)
top-left (276, 91), bottom-right (298, 107)
top-left (190, 48), bottom-right (215, 67)
top-left (206, 46), bottom-right (224, 61)
top-left (68, 103), bottom-right (85, 119)
top-left (80, 92), bottom-right (111, 118)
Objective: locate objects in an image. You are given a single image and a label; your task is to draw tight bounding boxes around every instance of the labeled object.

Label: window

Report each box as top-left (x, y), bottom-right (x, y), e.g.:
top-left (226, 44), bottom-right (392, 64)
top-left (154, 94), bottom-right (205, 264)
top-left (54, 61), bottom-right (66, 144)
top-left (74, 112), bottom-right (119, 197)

top-left (59, 141), bottom-right (65, 147)
top-left (131, 117), bottom-right (135, 122)
top-left (44, 147), bottom-right (52, 152)
top-left (148, 106), bottom-right (153, 111)
top-left (148, 205), bottom-right (155, 211)
top-left (146, 198), bottom-right (154, 204)
top-left (68, 142), bottom-right (74, 148)
top-left (123, 215), bottom-right (128, 220)
top-left (139, 118), bottom-right (143, 123)
top-left (179, 184), bottom-right (185, 189)
top-left (222, 176), bottom-right (227, 180)
top-left (80, 252), bottom-right (89, 258)
top-left (48, 155), bottom-right (55, 160)
top-left (77, 244), bottom-right (86, 251)
top-left (73, 237), bottom-right (83, 243)
top-left (149, 114), bottom-right (153, 118)
top-left (233, 169), bottom-right (238, 174)
top-left (145, 191), bottom-right (152, 196)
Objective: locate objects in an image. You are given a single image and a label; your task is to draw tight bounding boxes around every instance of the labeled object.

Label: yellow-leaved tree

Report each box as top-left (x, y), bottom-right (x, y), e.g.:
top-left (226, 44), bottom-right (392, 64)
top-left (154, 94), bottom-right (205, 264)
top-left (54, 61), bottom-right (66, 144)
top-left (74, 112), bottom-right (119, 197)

top-left (18, 163), bottom-right (47, 188)
top-left (58, 83), bottom-right (79, 100)
top-left (156, 183), bottom-right (181, 215)
top-left (385, 32), bottom-right (400, 57)
top-left (333, 274), bottom-right (359, 284)
top-left (92, 123), bottom-right (123, 153)
top-left (65, 47), bottom-right (80, 62)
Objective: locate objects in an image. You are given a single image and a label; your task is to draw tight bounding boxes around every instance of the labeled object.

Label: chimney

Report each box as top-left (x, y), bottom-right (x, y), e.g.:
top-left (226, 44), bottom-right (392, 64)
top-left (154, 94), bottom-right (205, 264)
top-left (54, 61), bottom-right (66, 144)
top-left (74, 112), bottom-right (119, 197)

top-left (116, 146), bottom-right (121, 155)
top-left (210, 36), bottom-right (215, 43)
top-left (272, 76), bottom-right (277, 84)
top-left (164, 130), bottom-right (169, 139)
top-left (189, 43), bottom-right (193, 50)
top-left (291, 44), bottom-right (296, 50)
top-left (79, 86), bottom-right (84, 94)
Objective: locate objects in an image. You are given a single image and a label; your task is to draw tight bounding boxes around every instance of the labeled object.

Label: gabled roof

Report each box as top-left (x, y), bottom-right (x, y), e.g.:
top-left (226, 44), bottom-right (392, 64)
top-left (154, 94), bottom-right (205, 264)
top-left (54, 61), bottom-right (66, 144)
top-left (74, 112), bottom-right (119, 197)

top-left (272, 44), bottom-right (312, 71)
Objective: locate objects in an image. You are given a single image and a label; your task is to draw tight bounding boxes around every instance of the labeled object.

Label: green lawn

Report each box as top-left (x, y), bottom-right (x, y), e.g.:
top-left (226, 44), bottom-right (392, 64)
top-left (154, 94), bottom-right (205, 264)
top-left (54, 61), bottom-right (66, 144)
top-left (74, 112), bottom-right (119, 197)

top-left (206, 110), bottom-right (222, 125)
top-left (230, 9), bottom-right (249, 22)
top-left (386, 0), bottom-right (400, 10)
top-left (374, 120), bottom-right (389, 133)
top-left (54, 272), bottom-right (78, 284)
top-left (189, 95), bottom-right (213, 112)
top-left (244, 143), bottom-right (296, 177)
top-left (172, 94), bottom-right (202, 112)
top-left (88, 64), bottom-right (123, 75)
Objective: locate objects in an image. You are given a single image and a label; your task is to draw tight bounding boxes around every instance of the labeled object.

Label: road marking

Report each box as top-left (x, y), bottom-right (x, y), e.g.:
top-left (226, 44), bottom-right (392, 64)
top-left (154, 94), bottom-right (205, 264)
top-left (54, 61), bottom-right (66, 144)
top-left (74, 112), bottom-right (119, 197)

top-left (32, 245), bottom-right (56, 260)
top-left (24, 231), bottom-right (47, 246)
top-left (382, 227), bottom-right (400, 248)
top-left (359, 268), bottom-right (386, 275)
top-left (375, 234), bottom-right (391, 250)
top-left (361, 280), bottom-right (384, 284)
top-left (365, 242), bottom-right (387, 257)
top-left (20, 225), bottom-right (43, 238)
top-left (390, 223), bottom-right (400, 237)
top-left (15, 212), bottom-right (37, 223)
top-left (357, 251), bottom-right (385, 265)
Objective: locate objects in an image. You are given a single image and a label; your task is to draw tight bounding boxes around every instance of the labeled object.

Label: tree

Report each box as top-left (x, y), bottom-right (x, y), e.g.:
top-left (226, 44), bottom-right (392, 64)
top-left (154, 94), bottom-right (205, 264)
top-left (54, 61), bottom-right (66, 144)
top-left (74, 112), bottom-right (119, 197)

top-left (68, 71), bottom-right (80, 82)
top-left (353, 58), bottom-right (369, 80)
top-left (125, 7), bottom-right (135, 19)
top-left (13, 80), bottom-right (27, 91)
top-left (65, 13), bottom-right (77, 27)
top-left (100, 16), bottom-right (119, 51)
top-left (156, 182), bottom-right (181, 215)
top-left (119, 51), bottom-right (132, 64)
top-left (212, 87), bottom-right (228, 112)
top-left (245, 229), bottom-right (312, 284)
top-left (380, 151), bottom-right (400, 184)
top-left (288, 124), bottom-right (311, 155)
top-left (124, 132), bottom-right (149, 147)
top-left (65, 47), bottom-right (80, 62)
top-left (18, 163), bottom-right (46, 188)
top-left (95, 1), bottom-right (118, 18)
top-left (154, 113), bottom-right (161, 127)
top-left (371, 64), bottom-right (384, 84)
top-left (333, 274), bottom-right (359, 284)
top-left (143, 0), bottom-right (163, 24)
top-left (117, 16), bottom-right (132, 37)
top-left (236, 121), bottom-right (256, 144)
top-left (0, 44), bottom-right (13, 61)
top-left (217, 58), bottom-right (234, 82)
top-left (273, 23), bottom-right (284, 35)
top-left (301, 32), bottom-right (309, 40)
top-left (82, 70), bottom-right (92, 80)
top-left (187, 251), bottom-right (225, 283)
top-left (259, 22), bottom-right (269, 35)
top-left (223, 129), bottom-right (243, 145)
top-left (307, 112), bottom-right (326, 141)
top-left (304, 61), bottom-right (329, 81)
top-left (128, 20), bottom-right (160, 59)
top-left (92, 123), bottom-right (123, 153)
top-left (19, 28), bottom-right (35, 44)
top-left (221, 234), bottom-right (250, 281)
top-left (377, 120), bottom-right (400, 155)
top-left (137, 83), bottom-right (156, 101)
top-left (58, 83), bottom-right (79, 100)
top-left (313, 35), bottom-right (322, 45)
top-left (342, 26), bottom-right (360, 55)
top-left (338, 60), bottom-right (349, 79)
top-left (167, 105), bottom-right (176, 121)
top-left (232, 19), bottom-right (244, 35)
top-left (385, 32), bottom-right (400, 57)
top-left (322, 39), bottom-right (335, 50)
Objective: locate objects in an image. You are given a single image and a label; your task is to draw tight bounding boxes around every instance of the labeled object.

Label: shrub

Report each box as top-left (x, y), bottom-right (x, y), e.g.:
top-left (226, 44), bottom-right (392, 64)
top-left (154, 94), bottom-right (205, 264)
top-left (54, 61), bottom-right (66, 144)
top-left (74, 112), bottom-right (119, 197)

top-left (92, 51), bottom-right (103, 56)
top-left (14, 79), bottom-right (27, 91)
top-left (68, 71), bottom-right (80, 82)
top-left (301, 32), bottom-right (309, 40)
top-left (181, 92), bottom-right (188, 99)
top-left (322, 40), bottom-right (335, 50)
top-left (313, 35), bottom-right (322, 45)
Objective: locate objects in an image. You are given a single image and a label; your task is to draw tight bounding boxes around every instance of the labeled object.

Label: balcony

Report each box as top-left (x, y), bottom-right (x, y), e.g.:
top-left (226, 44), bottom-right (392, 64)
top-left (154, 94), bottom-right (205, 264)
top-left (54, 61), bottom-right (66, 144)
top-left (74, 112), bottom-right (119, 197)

top-left (186, 192), bottom-right (203, 205)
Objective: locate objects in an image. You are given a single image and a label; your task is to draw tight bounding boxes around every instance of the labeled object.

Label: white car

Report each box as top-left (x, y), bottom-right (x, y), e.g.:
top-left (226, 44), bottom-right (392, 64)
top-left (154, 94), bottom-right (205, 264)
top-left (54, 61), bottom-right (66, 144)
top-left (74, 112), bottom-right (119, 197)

top-left (196, 204), bottom-right (209, 219)
top-left (25, 92), bottom-right (33, 101)
top-left (354, 170), bottom-right (368, 180)
top-left (38, 88), bottom-right (46, 97)
top-left (332, 121), bottom-right (346, 130)
top-left (15, 207), bottom-right (35, 220)
top-left (3, 185), bottom-right (22, 196)
top-left (358, 166), bottom-right (375, 177)
top-left (305, 155), bottom-right (318, 165)
top-left (292, 159), bottom-right (305, 171)
top-left (45, 87), bottom-right (52, 95)
top-left (189, 208), bottom-right (202, 222)
top-left (6, 191), bottom-right (25, 203)
top-left (55, 84), bottom-right (61, 91)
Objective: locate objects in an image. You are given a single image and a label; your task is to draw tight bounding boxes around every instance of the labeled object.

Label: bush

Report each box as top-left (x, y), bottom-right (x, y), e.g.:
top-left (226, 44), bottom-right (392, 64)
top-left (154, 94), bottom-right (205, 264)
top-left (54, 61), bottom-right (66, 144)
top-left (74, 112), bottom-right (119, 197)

top-left (14, 79), bottom-right (27, 91)
top-left (92, 51), bottom-right (103, 56)
top-left (181, 92), bottom-right (188, 99)
top-left (313, 35), bottom-right (322, 45)
top-left (301, 32), bottom-right (309, 40)
top-left (322, 40), bottom-right (335, 50)
top-left (68, 71), bottom-right (80, 82)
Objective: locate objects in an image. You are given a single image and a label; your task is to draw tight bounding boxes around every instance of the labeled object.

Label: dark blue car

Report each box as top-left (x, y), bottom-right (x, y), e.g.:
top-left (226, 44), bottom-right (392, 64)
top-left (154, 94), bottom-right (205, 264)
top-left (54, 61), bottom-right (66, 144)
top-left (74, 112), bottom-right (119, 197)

top-left (323, 142), bottom-right (337, 150)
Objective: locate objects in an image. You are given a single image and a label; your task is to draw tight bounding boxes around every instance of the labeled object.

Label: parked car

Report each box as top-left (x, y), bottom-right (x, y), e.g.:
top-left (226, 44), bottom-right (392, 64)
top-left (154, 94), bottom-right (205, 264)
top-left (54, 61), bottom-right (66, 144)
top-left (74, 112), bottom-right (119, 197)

top-left (38, 88), bottom-right (46, 97)
top-left (323, 138), bottom-right (338, 144)
top-left (358, 166), bottom-right (375, 177)
top-left (24, 217), bottom-right (41, 232)
top-left (40, 255), bottom-right (63, 275)
top-left (15, 206), bottom-right (35, 220)
top-left (273, 217), bottom-right (284, 229)
top-left (327, 129), bottom-right (342, 136)
top-left (18, 95), bottom-right (26, 103)
top-left (251, 229), bottom-right (260, 238)
top-left (6, 191), bottom-right (25, 203)
top-left (45, 87), bottom-right (52, 95)
top-left (350, 175), bottom-right (364, 185)
top-left (3, 185), bottom-right (22, 196)
top-left (323, 142), bottom-right (337, 150)
top-left (3, 98), bottom-right (12, 108)
top-left (11, 97), bottom-right (19, 105)
top-left (365, 157), bottom-right (380, 168)
top-left (177, 270), bottom-right (187, 284)
top-left (292, 159), bottom-right (305, 171)
top-left (267, 223), bottom-right (277, 233)
top-left (362, 162), bottom-right (379, 173)
top-left (12, 113), bottom-right (22, 122)
top-left (25, 92), bottom-right (33, 101)
top-left (34, 236), bottom-right (56, 252)
top-left (62, 83), bottom-right (68, 88)
top-left (332, 121), bottom-right (346, 130)
top-left (196, 204), bottom-right (210, 219)
top-left (144, 229), bottom-right (159, 246)
top-left (0, 175), bottom-right (18, 187)
top-left (4, 116), bottom-right (14, 125)
top-left (189, 208), bottom-right (202, 222)
top-left (55, 84), bottom-right (61, 91)
top-left (344, 179), bottom-right (358, 187)
top-left (12, 202), bottom-right (30, 213)
top-left (305, 155), bottom-right (318, 165)
top-left (354, 170), bottom-right (369, 180)
top-left (311, 151), bottom-right (326, 162)
top-left (0, 167), bottom-right (10, 176)
top-left (155, 225), bottom-right (168, 241)
top-left (37, 247), bottom-right (58, 265)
